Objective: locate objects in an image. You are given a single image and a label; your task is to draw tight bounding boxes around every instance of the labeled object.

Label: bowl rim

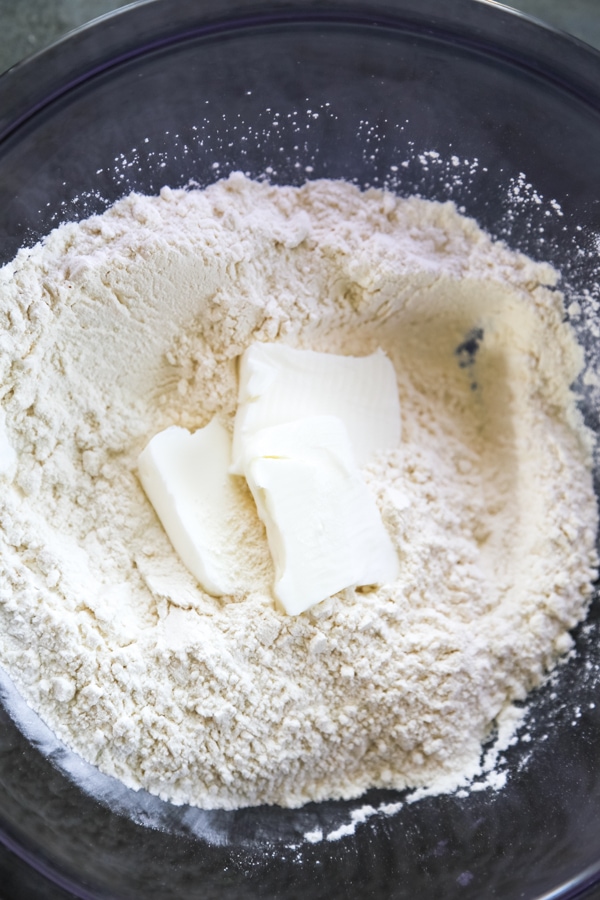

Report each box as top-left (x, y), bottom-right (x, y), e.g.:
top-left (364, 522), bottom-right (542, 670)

top-left (1, 0), bottom-right (600, 143)
top-left (1, 1), bottom-right (600, 898)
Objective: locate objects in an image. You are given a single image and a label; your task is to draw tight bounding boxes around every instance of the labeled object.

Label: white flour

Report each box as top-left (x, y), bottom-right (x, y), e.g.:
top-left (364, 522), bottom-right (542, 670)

top-left (0, 174), bottom-right (597, 810)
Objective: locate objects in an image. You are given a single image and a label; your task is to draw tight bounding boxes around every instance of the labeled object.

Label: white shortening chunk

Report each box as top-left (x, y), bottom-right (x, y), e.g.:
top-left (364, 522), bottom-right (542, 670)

top-left (231, 342), bottom-right (400, 474)
top-left (244, 416), bottom-right (399, 616)
top-left (138, 418), bottom-right (242, 597)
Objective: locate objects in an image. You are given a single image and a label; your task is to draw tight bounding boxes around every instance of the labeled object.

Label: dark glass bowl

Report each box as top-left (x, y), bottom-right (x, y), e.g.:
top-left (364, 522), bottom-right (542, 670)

top-left (1, 1), bottom-right (600, 897)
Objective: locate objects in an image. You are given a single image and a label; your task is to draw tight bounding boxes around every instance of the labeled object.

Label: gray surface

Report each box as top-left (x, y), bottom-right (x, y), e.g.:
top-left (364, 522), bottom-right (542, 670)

top-left (0, 0), bottom-right (599, 75)
top-left (516, 0), bottom-right (600, 48)
top-left (0, 0), bottom-right (129, 73)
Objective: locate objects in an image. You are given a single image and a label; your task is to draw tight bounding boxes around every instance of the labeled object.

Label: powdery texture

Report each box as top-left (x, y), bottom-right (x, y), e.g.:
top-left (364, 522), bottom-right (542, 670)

top-left (0, 175), bottom-right (597, 809)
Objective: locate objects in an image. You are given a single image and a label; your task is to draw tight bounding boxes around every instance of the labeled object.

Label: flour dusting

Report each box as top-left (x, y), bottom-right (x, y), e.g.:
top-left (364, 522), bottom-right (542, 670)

top-left (0, 174), bottom-right (596, 810)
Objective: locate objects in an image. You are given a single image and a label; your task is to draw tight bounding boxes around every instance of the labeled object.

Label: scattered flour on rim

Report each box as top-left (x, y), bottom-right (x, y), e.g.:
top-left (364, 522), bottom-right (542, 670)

top-left (0, 174), bottom-right (597, 810)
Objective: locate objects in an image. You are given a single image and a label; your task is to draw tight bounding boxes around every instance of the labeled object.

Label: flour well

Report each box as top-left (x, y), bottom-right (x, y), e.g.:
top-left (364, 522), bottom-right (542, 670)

top-left (0, 175), bottom-right (597, 810)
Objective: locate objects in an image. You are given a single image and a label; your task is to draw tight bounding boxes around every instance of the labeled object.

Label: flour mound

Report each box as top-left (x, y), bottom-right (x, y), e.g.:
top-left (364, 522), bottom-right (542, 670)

top-left (0, 174), bottom-right (597, 810)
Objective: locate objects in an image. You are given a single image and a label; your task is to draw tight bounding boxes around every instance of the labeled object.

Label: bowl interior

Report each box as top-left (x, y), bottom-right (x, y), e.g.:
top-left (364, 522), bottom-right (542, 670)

top-left (1, 1), bottom-right (600, 898)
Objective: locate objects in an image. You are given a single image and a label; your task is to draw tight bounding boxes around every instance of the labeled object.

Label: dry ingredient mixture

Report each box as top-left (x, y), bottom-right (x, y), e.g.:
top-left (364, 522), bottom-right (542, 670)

top-left (0, 174), bottom-right (597, 810)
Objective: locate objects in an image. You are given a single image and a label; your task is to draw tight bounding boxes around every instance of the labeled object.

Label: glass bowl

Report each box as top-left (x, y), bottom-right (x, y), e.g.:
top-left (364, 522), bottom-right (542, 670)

top-left (1, 1), bottom-right (600, 897)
